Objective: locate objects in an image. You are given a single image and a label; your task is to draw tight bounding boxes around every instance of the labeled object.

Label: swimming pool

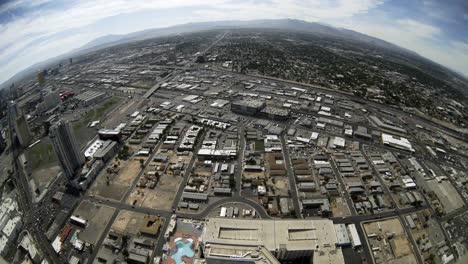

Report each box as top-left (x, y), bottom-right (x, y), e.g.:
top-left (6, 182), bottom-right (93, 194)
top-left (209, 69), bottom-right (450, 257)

top-left (171, 239), bottom-right (195, 264)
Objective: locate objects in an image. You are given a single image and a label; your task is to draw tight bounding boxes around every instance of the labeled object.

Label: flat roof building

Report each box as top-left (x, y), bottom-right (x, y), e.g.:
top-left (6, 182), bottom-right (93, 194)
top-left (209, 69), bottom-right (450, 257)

top-left (75, 90), bottom-right (106, 106)
top-left (381, 133), bottom-right (414, 152)
top-left (231, 99), bottom-right (266, 116)
top-left (334, 224), bottom-right (351, 246)
top-left (201, 218), bottom-right (344, 263)
top-left (260, 106), bottom-right (290, 121)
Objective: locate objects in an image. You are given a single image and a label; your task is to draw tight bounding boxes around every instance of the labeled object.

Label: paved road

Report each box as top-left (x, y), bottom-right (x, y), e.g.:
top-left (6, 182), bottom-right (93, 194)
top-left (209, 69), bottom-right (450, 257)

top-left (329, 156), bottom-right (358, 216)
top-left (122, 140), bottom-right (164, 203)
top-left (86, 209), bottom-right (120, 264)
top-left (355, 222), bottom-right (373, 264)
top-left (171, 131), bottom-right (205, 210)
top-left (332, 205), bottom-right (429, 224)
top-left (235, 125), bottom-right (245, 196)
top-left (279, 133), bottom-right (302, 218)
top-left (87, 193), bottom-right (270, 221)
top-left (7, 106), bottom-right (64, 264)
top-left (362, 145), bottom-right (424, 264)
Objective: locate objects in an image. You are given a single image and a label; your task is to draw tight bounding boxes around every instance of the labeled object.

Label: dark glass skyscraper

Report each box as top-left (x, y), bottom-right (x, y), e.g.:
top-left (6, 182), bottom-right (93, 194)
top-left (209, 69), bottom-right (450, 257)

top-left (49, 120), bottom-right (84, 179)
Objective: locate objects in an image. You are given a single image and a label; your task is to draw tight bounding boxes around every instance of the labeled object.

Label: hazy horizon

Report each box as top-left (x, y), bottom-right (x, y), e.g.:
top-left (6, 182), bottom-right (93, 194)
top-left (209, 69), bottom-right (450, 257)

top-left (1, 0), bottom-right (467, 85)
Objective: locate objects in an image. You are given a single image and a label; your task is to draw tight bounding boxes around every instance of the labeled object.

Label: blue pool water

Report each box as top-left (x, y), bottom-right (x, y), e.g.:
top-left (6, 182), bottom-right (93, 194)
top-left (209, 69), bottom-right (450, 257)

top-left (171, 240), bottom-right (195, 264)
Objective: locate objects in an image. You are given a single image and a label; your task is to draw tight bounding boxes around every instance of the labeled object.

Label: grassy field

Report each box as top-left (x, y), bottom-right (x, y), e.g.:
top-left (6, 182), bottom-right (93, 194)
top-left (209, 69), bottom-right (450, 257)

top-left (74, 97), bottom-right (121, 130)
top-left (255, 140), bottom-right (265, 152)
top-left (25, 139), bottom-right (58, 170)
top-left (129, 80), bottom-right (153, 89)
top-left (72, 96), bottom-right (122, 148)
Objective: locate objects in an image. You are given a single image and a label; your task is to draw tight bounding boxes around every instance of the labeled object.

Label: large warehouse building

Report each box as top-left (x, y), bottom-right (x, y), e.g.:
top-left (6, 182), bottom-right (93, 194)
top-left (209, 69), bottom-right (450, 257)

top-left (75, 90), bottom-right (106, 106)
top-left (231, 99), bottom-right (266, 116)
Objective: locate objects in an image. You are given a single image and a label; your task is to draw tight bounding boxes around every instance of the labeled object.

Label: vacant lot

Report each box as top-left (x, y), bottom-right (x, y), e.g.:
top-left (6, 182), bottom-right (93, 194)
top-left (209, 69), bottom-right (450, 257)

top-left (364, 218), bottom-right (417, 264)
top-left (25, 138), bottom-right (61, 190)
top-left (427, 180), bottom-right (464, 214)
top-left (127, 173), bottom-right (183, 211)
top-left (25, 139), bottom-right (57, 170)
top-left (112, 210), bottom-right (148, 235)
top-left (73, 200), bottom-right (115, 245)
top-left (330, 197), bottom-right (351, 217)
top-left (126, 151), bottom-right (192, 210)
top-left (89, 158), bottom-right (144, 201)
top-left (72, 96), bottom-right (122, 148)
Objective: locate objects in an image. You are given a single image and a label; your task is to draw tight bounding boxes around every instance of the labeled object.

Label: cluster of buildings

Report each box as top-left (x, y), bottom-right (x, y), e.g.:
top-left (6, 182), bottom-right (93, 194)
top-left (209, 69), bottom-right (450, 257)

top-left (0, 198), bottom-right (22, 255)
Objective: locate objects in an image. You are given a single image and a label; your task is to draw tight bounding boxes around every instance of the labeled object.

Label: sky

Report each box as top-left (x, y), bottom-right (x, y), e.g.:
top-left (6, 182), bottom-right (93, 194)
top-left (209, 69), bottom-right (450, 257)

top-left (0, 0), bottom-right (467, 85)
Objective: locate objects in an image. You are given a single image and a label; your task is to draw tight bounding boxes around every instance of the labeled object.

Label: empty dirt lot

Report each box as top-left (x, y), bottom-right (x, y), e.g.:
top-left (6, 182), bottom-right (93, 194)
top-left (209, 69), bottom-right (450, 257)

top-left (427, 179), bottom-right (464, 214)
top-left (364, 217), bottom-right (417, 264)
top-left (126, 151), bottom-right (192, 211)
top-left (73, 200), bottom-right (115, 245)
top-left (111, 210), bottom-right (152, 235)
top-left (89, 157), bottom-right (144, 201)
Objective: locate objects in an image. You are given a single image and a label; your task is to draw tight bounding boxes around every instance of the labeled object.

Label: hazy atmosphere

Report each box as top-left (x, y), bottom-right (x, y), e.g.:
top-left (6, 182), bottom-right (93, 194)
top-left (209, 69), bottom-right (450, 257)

top-left (1, 0), bottom-right (468, 85)
top-left (2, 1), bottom-right (468, 264)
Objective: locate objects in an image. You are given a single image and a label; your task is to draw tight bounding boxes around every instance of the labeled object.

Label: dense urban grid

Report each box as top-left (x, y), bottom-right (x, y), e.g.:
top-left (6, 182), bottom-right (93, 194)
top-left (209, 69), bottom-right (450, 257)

top-left (0, 28), bottom-right (467, 264)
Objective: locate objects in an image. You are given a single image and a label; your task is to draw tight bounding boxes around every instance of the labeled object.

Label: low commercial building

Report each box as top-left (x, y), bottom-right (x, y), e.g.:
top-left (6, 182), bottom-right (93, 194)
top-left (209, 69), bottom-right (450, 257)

top-left (178, 125), bottom-right (202, 151)
top-left (98, 129), bottom-right (122, 142)
top-left (260, 106), bottom-right (290, 121)
top-left (347, 224), bottom-right (362, 248)
top-left (317, 117), bottom-right (343, 127)
top-left (302, 199), bottom-right (331, 216)
top-left (298, 182), bottom-right (316, 192)
top-left (213, 188), bottom-right (232, 196)
top-left (231, 99), bottom-right (266, 116)
top-left (381, 133), bottom-right (414, 152)
top-left (334, 224), bottom-right (351, 246)
top-left (139, 216), bottom-right (163, 237)
top-left (74, 90), bottom-right (106, 106)
top-left (354, 126), bottom-right (372, 140)
top-left (369, 115), bottom-right (407, 134)
top-left (94, 140), bottom-right (119, 162)
top-left (181, 192), bottom-right (208, 202)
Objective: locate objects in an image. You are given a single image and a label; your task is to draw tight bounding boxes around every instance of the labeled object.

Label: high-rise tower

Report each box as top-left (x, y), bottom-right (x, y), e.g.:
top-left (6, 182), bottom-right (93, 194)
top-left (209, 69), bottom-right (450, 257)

top-left (49, 120), bottom-right (84, 179)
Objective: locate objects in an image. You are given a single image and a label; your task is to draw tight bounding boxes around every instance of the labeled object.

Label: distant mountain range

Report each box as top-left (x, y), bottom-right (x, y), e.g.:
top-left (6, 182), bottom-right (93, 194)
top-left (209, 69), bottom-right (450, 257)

top-left (2, 19), bottom-right (467, 92)
top-left (74, 19), bottom-right (421, 57)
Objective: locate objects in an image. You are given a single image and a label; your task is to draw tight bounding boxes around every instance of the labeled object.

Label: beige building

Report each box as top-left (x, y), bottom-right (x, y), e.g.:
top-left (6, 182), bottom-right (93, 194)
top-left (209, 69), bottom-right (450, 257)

top-left (200, 218), bottom-right (345, 264)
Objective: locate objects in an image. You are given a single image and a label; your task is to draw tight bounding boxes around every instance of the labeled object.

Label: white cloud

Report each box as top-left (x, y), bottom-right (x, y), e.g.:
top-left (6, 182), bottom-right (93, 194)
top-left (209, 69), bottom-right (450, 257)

top-left (396, 19), bottom-right (441, 38)
top-left (338, 18), bottom-right (468, 76)
top-left (191, 0), bottom-right (384, 22)
top-left (0, 0), bottom-right (386, 84)
top-left (0, 0), bottom-right (53, 14)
